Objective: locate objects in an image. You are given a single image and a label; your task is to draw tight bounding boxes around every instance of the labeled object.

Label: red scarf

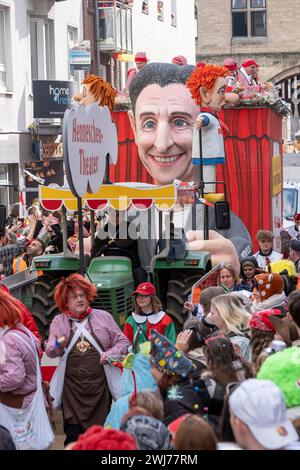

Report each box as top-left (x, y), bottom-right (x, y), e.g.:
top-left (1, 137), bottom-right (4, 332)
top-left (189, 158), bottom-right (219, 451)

top-left (64, 307), bottom-right (92, 321)
top-left (200, 106), bottom-right (229, 134)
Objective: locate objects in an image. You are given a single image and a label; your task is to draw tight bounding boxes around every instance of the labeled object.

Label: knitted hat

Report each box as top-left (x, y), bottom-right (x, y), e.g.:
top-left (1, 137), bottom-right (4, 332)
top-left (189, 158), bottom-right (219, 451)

top-left (241, 58), bottom-right (259, 68)
top-left (291, 239), bottom-right (300, 253)
top-left (241, 256), bottom-right (259, 270)
top-left (254, 272), bottom-right (284, 301)
top-left (71, 425), bottom-right (137, 450)
top-left (120, 415), bottom-right (172, 450)
top-left (135, 52), bottom-right (148, 63)
top-left (250, 309), bottom-right (282, 333)
top-left (257, 347), bottom-right (300, 408)
top-left (172, 55), bottom-right (187, 66)
top-left (150, 330), bottom-right (194, 378)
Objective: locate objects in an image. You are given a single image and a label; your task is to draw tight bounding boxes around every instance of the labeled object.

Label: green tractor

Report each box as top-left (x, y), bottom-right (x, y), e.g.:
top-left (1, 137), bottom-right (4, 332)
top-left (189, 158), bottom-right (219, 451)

top-left (29, 247), bottom-right (211, 339)
top-left (3, 185), bottom-right (215, 341)
top-left (28, 249), bottom-right (135, 340)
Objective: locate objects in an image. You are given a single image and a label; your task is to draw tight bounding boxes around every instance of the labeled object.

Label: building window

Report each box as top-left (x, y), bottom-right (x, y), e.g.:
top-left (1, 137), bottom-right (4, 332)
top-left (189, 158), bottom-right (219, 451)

top-left (171, 0), bottom-right (177, 27)
top-left (232, 0), bottom-right (267, 37)
top-left (157, 1), bottom-right (164, 21)
top-left (30, 17), bottom-right (55, 83)
top-left (142, 0), bottom-right (149, 14)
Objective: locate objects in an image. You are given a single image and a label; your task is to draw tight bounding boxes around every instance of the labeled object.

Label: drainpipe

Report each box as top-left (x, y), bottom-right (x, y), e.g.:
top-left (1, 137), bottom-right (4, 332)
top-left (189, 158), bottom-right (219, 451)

top-left (95, 0), bottom-right (101, 75)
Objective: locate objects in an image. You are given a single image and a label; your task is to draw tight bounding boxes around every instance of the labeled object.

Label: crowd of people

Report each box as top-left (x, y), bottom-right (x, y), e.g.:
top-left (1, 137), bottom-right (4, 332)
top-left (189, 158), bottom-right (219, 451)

top-left (1, 199), bottom-right (300, 451)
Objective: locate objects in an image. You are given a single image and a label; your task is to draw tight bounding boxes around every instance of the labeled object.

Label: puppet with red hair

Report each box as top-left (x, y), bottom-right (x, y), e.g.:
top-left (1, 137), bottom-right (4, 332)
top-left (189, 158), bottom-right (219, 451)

top-left (186, 64), bottom-right (239, 191)
top-left (73, 74), bottom-right (117, 111)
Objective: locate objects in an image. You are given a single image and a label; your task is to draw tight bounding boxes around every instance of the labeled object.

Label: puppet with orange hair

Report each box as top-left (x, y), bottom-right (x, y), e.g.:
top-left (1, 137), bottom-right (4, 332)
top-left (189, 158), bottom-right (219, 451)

top-left (186, 64), bottom-right (239, 191)
top-left (73, 74), bottom-right (117, 111)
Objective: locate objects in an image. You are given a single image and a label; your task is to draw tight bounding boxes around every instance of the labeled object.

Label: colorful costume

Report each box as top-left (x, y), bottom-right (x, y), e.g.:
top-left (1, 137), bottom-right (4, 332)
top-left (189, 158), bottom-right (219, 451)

top-left (124, 311), bottom-right (176, 345)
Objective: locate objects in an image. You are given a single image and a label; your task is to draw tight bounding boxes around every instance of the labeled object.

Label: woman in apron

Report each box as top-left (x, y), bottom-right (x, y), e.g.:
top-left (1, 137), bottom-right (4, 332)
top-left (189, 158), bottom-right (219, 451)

top-left (45, 274), bottom-right (130, 446)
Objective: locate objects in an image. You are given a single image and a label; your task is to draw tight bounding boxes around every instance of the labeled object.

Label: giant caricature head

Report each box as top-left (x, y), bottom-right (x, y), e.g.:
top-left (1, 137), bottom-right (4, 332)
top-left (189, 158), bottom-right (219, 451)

top-left (186, 64), bottom-right (239, 113)
top-left (128, 63), bottom-right (200, 186)
top-left (73, 74), bottom-right (117, 111)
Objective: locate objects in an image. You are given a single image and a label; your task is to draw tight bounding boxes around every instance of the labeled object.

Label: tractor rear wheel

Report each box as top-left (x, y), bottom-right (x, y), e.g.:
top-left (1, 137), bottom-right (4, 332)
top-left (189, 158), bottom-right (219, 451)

top-left (165, 272), bottom-right (201, 333)
top-left (31, 274), bottom-right (62, 344)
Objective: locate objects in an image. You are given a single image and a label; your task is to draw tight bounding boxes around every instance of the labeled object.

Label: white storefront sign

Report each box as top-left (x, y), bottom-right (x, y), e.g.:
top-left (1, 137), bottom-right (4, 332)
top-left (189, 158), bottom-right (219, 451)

top-left (63, 104), bottom-right (118, 197)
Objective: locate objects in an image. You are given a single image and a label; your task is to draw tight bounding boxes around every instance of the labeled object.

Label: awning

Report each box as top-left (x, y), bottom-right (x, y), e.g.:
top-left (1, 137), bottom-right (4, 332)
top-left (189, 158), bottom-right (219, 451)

top-left (39, 183), bottom-right (177, 212)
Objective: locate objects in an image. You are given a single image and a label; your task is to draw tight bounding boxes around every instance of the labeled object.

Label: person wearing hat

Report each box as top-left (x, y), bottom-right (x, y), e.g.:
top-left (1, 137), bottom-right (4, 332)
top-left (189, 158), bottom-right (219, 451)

top-left (287, 213), bottom-right (300, 239)
top-left (237, 58), bottom-right (260, 88)
top-left (252, 272), bottom-right (286, 313)
top-left (254, 229), bottom-right (283, 270)
top-left (123, 282), bottom-right (176, 345)
top-left (249, 309), bottom-right (283, 373)
top-left (149, 330), bottom-right (211, 426)
top-left (124, 51), bottom-right (148, 93)
top-left (223, 58), bottom-right (238, 90)
top-left (257, 347), bottom-right (300, 425)
top-left (120, 414), bottom-right (172, 450)
top-left (240, 256), bottom-right (264, 291)
top-left (289, 238), bottom-right (300, 273)
top-left (229, 379), bottom-right (300, 450)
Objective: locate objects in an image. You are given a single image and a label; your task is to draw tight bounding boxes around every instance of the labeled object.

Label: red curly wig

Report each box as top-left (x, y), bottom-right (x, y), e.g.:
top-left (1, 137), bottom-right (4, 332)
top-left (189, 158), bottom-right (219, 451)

top-left (72, 425), bottom-right (137, 450)
top-left (186, 64), bottom-right (229, 106)
top-left (54, 273), bottom-right (97, 312)
top-left (0, 289), bottom-right (23, 328)
top-left (82, 74), bottom-right (117, 111)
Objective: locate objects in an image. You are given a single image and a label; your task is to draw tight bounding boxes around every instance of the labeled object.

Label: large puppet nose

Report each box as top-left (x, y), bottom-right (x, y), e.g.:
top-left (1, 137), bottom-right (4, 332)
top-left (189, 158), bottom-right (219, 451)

top-left (225, 92), bottom-right (240, 106)
top-left (73, 93), bottom-right (82, 102)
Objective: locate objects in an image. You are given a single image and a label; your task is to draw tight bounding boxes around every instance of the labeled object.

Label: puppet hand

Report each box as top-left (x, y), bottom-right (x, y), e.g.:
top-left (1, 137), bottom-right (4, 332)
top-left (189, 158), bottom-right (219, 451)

top-left (187, 230), bottom-right (240, 274)
top-left (195, 116), bottom-right (205, 129)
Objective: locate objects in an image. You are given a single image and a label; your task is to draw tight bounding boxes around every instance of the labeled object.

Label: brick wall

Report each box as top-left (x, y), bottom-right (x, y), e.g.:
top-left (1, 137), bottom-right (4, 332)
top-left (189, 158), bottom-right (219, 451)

top-left (195, 0), bottom-right (300, 82)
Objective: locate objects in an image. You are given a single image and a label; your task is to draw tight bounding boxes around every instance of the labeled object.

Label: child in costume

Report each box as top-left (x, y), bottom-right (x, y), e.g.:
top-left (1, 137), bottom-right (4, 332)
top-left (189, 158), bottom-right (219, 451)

top-left (123, 282), bottom-right (176, 346)
top-left (186, 64), bottom-right (239, 192)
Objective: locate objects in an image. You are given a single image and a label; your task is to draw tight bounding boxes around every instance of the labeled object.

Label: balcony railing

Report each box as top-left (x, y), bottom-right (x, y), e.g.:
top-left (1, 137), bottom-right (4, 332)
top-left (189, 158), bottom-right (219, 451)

top-left (97, 1), bottom-right (133, 53)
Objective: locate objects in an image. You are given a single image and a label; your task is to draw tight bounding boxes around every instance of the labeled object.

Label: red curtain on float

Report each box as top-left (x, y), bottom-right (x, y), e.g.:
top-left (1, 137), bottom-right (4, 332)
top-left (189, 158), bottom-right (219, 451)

top-left (110, 109), bottom-right (282, 251)
top-left (110, 111), bottom-right (153, 184)
top-left (217, 108), bottom-right (282, 251)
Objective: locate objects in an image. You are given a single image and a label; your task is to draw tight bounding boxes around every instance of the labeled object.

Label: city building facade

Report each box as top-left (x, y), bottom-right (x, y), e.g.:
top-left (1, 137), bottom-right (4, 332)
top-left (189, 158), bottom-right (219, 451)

top-left (195, 0), bottom-right (300, 138)
top-left (0, 0), bottom-right (83, 209)
top-left (95, 0), bottom-right (196, 89)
